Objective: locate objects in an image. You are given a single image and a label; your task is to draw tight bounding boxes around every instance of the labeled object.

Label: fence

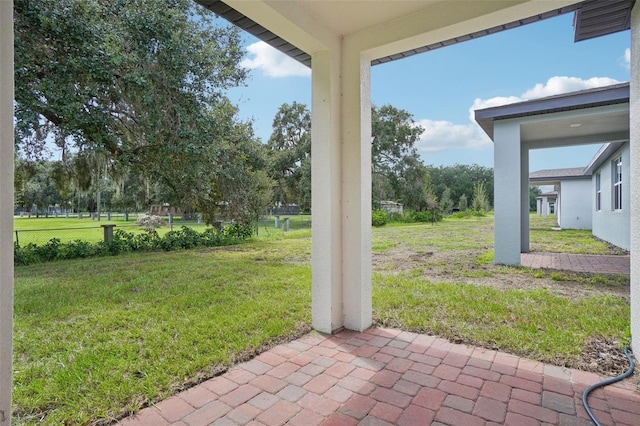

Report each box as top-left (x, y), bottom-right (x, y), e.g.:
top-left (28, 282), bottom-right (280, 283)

top-left (255, 214), bottom-right (311, 235)
top-left (13, 214), bottom-right (312, 246)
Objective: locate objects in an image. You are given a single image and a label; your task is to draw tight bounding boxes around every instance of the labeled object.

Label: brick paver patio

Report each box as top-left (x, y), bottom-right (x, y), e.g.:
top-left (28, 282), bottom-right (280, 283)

top-left (118, 328), bottom-right (639, 426)
top-left (521, 252), bottom-right (630, 275)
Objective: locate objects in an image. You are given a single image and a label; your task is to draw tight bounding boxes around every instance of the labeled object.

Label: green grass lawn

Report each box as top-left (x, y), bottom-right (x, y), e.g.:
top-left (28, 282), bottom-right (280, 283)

top-left (12, 213), bottom-right (630, 425)
top-left (14, 241), bottom-right (312, 425)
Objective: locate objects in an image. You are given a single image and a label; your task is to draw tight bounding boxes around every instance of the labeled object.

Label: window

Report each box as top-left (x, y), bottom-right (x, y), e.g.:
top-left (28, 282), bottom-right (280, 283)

top-left (612, 156), bottom-right (622, 210)
top-left (595, 172), bottom-right (601, 211)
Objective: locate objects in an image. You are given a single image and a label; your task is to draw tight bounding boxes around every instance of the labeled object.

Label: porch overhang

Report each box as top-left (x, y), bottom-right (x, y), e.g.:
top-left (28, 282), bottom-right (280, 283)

top-left (475, 83), bottom-right (630, 143)
top-left (197, 0), bottom-right (635, 66)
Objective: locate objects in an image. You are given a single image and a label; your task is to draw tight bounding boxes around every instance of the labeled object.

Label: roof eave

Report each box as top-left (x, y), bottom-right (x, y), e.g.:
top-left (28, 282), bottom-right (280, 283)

top-left (474, 83), bottom-right (630, 141)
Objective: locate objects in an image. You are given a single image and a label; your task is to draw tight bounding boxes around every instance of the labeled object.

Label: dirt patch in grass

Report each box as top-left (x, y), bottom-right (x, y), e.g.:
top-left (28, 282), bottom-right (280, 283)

top-left (576, 336), bottom-right (637, 375)
top-left (374, 245), bottom-right (630, 302)
top-left (373, 242), bottom-right (637, 389)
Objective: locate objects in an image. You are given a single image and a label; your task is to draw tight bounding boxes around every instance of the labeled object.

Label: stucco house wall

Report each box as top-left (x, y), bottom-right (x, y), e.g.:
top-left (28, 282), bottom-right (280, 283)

top-left (558, 179), bottom-right (592, 230)
top-left (592, 143), bottom-right (631, 251)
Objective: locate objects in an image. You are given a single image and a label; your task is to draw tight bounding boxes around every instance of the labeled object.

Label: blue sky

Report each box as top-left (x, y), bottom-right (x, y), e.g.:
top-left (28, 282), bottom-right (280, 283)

top-left (225, 12), bottom-right (630, 172)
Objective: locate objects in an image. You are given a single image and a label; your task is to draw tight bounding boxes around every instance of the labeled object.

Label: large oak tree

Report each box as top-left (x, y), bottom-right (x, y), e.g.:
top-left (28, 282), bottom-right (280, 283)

top-left (14, 0), bottom-right (270, 222)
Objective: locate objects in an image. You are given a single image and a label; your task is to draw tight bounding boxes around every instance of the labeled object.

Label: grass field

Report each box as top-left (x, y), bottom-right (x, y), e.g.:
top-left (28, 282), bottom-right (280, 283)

top-left (12, 213), bottom-right (630, 425)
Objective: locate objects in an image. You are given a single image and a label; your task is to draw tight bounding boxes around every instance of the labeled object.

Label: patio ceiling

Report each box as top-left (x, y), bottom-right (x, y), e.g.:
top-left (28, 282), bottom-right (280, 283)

top-left (197, 0), bottom-right (634, 67)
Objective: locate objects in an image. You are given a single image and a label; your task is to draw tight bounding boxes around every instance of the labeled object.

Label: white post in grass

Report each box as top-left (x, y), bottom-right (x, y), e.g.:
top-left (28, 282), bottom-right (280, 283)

top-left (0, 1), bottom-right (14, 423)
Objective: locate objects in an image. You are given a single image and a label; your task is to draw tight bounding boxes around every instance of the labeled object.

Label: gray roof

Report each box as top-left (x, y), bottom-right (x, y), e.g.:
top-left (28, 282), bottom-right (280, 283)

top-left (584, 141), bottom-right (627, 174)
top-left (537, 191), bottom-right (558, 199)
top-left (195, 0), bottom-right (633, 68)
top-left (530, 167), bottom-right (591, 184)
top-left (475, 83), bottom-right (630, 139)
top-left (531, 167), bottom-right (587, 179)
top-left (574, 0), bottom-right (636, 42)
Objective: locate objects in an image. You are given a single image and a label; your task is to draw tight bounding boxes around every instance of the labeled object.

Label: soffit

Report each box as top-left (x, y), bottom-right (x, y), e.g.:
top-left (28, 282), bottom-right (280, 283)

top-left (196, 0), bottom-right (582, 67)
top-left (519, 108), bottom-right (629, 144)
top-left (195, 0), bottom-right (634, 67)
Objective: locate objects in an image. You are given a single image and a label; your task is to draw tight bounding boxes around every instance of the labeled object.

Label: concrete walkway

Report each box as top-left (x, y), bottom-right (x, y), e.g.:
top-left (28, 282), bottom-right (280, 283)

top-left (521, 252), bottom-right (630, 275)
top-left (118, 328), bottom-right (639, 426)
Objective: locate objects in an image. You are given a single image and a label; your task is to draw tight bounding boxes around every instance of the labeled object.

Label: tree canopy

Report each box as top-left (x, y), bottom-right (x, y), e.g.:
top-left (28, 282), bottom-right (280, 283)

top-left (13, 0), bottom-right (275, 223)
top-left (266, 102), bottom-right (311, 210)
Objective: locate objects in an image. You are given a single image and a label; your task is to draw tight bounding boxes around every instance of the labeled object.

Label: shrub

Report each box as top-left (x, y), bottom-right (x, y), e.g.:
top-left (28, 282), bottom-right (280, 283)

top-left (224, 223), bottom-right (253, 239)
top-left (411, 210), bottom-right (440, 223)
top-left (372, 210), bottom-right (388, 227)
top-left (57, 240), bottom-right (98, 259)
top-left (411, 211), bottom-right (430, 222)
top-left (389, 212), bottom-right (405, 223)
top-left (13, 224), bottom-right (254, 266)
top-left (14, 242), bottom-right (39, 266)
top-left (471, 182), bottom-right (490, 213)
top-left (449, 210), bottom-right (485, 219)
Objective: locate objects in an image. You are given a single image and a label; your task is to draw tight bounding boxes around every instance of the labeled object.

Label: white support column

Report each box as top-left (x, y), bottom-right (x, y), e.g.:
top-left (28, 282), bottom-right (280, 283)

top-left (0, 1), bottom-right (14, 423)
top-left (340, 51), bottom-right (372, 331)
top-left (556, 185), bottom-right (562, 228)
top-left (311, 45), bottom-right (372, 333)
top-left (521, 147), bottom-right (530, 253)
top-left (311, 49), bottom-right (343, 333)
top-left (629, 3), bottom-right (640, 357)
top-left (493, 120), bottom-right (522, 265)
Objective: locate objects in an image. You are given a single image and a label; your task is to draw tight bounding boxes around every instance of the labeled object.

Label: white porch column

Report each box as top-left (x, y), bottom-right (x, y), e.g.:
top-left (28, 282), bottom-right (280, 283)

top-left (341, 51), bottom-right (372, 331)
top-left (0, 1), bottom-right (14, 423)
top-left (311, 50), bottom-right (343, 333)
top-left (521, 147), bottom-right (529, 253)
top-left (493, 120), bottom-right (522, 265)
top-left (311, 46), bottom-right (372, 332)
top-left (629, 3), bottom-right (640, 357)
top-left (556, 185), bottom-right (562, 227)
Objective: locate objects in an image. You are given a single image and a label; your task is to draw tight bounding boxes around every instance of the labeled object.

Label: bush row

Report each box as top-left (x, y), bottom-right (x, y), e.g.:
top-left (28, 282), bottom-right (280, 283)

top-left (372, 208), bottom-right (488, 227)
top-left (372, 209), bottom-right (444, 227)
top-left (14, 224), bottom-right (254, 266)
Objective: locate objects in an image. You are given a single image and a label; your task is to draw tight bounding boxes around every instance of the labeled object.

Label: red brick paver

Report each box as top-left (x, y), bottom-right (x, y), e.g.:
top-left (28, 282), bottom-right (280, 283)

top-left (521, 252), bottom-right (630, 275)
top-left (118, 328), bottom-right (639, 426)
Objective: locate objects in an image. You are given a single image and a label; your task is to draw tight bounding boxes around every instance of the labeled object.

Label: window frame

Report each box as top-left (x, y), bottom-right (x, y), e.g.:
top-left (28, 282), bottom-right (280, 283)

top-left (595, 172), bottom-right (601, 211)
top-left (612, 156), bottom-right (622, 211)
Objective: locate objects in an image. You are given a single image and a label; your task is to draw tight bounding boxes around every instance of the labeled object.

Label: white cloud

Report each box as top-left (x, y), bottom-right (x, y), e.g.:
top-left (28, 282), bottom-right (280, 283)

top-left (418, 75), bottom-right (622, 154)
top-left (520, 76), bottom-right (620, 99)
top-left (416, 119), bottom-right (491, 153)
top-left (240, 41), bottom-right (311, 78)
top-left (468, 96), bottom-right (522, 122)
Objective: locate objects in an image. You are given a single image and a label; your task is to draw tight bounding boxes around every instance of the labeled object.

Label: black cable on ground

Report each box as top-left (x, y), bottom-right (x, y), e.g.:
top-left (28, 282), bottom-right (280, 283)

top-left (582, 345), bottom-right (635, 426)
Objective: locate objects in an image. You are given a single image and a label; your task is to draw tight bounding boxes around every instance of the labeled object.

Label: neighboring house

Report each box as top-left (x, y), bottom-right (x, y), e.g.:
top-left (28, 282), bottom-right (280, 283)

top-left (585, 142), bottom-right (630, 251)
top-left (476, 82), bottom-right (630, 268)
top-left (535, 191), bottom-right (557, 218)
top-left (529, 167), bottom-right (592, 230)
top-left (528, 140), bottom-right (630, 250)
